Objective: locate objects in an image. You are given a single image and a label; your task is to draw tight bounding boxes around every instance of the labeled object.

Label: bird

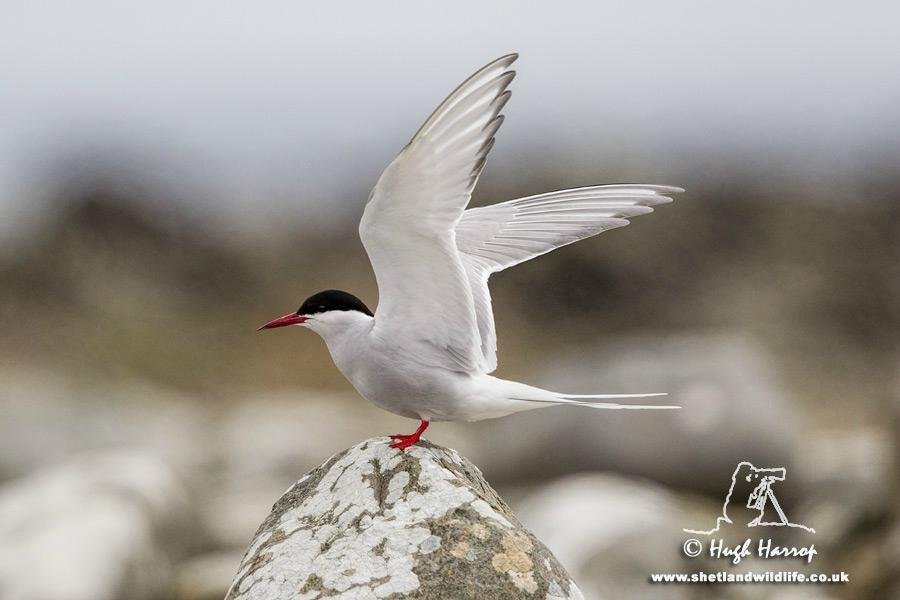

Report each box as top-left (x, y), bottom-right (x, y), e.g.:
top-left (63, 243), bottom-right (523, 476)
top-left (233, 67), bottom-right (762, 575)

top-left (260, 54), bottom-right (682, 450)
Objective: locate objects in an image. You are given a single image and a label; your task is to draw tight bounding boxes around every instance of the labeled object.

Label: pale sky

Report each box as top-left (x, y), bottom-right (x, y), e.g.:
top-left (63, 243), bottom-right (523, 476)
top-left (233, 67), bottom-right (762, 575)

top-left (2, 1), bottom-right (899, 239)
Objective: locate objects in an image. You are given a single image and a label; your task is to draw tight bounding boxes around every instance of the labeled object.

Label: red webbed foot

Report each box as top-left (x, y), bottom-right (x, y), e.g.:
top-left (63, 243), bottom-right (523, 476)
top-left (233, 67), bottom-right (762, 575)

top-left (388, 420), bottom-right (429, 450)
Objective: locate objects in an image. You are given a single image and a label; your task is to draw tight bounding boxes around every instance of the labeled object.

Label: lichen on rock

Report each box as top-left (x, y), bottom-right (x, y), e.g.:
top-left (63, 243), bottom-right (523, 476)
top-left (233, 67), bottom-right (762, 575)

top-left (226, 438), bottom-right (582, 599)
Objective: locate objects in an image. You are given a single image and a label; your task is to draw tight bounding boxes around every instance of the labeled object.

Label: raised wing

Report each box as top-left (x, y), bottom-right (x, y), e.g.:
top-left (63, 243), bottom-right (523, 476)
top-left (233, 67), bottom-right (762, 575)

top-left (456, 185), bottom-right (681, 372)
top-left (359, 54), bottom-right (517, 372)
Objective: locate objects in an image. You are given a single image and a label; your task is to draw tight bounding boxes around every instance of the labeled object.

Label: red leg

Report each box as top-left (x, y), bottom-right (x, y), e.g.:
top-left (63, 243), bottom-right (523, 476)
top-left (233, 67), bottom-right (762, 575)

top-left (389, 420), bottom-right (429, 450)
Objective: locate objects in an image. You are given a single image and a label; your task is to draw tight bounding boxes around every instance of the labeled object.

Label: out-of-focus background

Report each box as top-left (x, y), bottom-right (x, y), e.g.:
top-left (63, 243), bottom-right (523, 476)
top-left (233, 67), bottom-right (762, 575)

top-left (1, 2), bottom-right (898, 599)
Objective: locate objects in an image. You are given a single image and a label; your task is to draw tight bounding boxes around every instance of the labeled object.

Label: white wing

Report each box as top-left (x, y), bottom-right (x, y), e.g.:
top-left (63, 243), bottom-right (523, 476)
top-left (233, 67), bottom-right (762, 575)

top-left (456, 185), bottom-right (682, 372)
top-left (360, 54), bottom-right (517, 372)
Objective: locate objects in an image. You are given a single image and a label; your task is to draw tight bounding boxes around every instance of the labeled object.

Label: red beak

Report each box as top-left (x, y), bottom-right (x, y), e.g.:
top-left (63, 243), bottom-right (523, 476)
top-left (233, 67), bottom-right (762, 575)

top-left (258, 313), bottom-right (308, 331)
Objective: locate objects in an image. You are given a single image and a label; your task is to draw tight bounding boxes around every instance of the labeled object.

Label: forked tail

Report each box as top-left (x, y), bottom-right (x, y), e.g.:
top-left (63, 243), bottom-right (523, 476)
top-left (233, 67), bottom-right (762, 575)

top-left (493, 377), bottom-right (680, 411)
top-left (517, 392), bottom-right (680, 410)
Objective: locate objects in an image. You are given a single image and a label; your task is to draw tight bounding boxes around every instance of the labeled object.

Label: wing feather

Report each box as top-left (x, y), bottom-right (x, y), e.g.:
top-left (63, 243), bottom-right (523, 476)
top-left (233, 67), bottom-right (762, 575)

top-left (456, 185), bottom-right (681, 372)
top-left (359, 55), bottom-right (517, 372)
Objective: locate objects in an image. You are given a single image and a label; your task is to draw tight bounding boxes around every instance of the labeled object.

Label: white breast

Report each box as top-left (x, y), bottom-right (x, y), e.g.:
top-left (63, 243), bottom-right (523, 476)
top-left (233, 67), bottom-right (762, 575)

top-left (324, 327), bottom-right (472, 421)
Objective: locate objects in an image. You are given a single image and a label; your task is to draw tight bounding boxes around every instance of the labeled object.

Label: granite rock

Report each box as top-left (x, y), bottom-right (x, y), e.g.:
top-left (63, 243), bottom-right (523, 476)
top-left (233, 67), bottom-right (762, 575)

top-left (226, 438), bottom-right (583, 600)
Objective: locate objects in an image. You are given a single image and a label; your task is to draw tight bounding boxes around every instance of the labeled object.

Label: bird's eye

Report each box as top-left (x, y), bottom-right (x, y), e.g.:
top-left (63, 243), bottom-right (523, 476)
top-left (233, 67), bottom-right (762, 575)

top-left (319, 305), bottom-right (326, 311)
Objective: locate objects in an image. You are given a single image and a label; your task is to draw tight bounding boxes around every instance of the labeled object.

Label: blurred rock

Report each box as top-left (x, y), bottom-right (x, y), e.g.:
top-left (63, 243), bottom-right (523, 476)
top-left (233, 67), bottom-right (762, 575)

top-left (881, 524), bottom-right (900, 599)
top-left (516, 473), bottom-right (692, 600)
top-left (793, 427), bottom-right (895, 550)
top-left (895, 362), bottom-right (900, 488)
top-left (470, 335), bottom-right (801, 494)
top-left (226, 438), bottom-right (583, 600)
top-left (174, 550), bottom-right (243, 600)
top-left (767, 590), bottom-right (840, 600)
top-left (0, 451), bottom-right (196, 600)
top-left (0, 368), bottom-right (215, 482)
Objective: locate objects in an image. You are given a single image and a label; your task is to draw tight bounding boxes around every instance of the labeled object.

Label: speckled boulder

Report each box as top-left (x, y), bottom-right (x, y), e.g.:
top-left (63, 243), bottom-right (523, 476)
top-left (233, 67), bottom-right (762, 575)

top-left (226, 438), bottom-right (583, 600)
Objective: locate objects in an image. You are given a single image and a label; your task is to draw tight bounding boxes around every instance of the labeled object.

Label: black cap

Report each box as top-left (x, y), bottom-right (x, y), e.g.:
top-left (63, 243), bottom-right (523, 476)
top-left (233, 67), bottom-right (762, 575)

top-left (297, 290), bottom-right (373, 317)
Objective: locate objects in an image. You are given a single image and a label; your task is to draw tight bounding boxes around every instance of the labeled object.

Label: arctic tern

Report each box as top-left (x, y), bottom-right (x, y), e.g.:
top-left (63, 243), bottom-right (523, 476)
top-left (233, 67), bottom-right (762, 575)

top-left (260, 54), bottom-right (682, 449)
